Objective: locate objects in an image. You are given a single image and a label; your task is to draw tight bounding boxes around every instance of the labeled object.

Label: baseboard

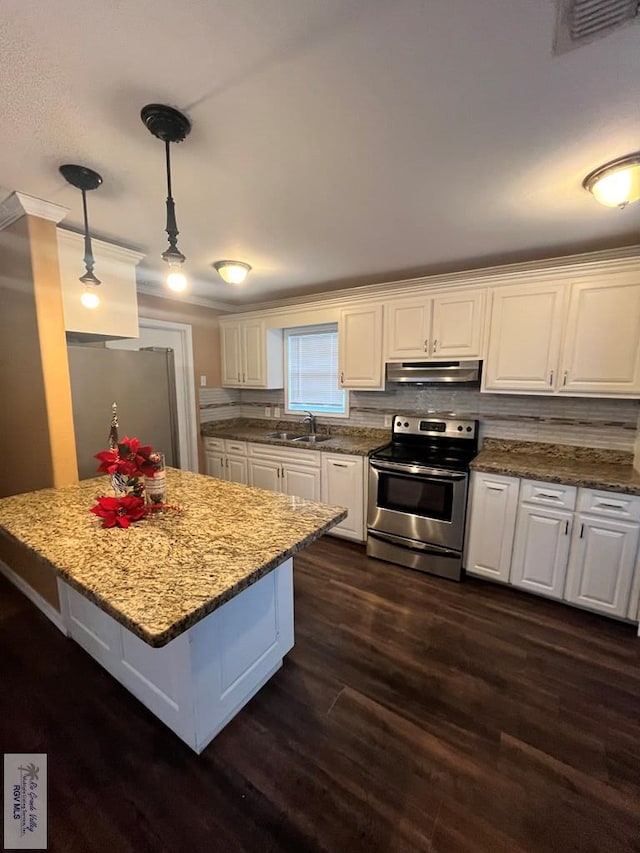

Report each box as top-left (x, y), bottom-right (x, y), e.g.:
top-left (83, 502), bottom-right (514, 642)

top-left (0, 560), bottom-right (68, 636)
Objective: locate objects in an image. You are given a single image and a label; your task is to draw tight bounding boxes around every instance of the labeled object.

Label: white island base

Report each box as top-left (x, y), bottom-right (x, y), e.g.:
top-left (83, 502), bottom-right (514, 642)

top-left (57, 560), bottom-right (294, 754)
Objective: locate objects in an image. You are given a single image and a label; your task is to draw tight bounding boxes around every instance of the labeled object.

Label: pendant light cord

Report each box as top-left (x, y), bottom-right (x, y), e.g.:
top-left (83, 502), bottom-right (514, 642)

top-left (80, 188), bottom-right (100, 284)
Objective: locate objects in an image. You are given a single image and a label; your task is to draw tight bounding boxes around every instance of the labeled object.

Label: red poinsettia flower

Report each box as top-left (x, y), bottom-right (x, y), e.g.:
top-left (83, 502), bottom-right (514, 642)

top-left (90, 495), bottom-right (147, 529)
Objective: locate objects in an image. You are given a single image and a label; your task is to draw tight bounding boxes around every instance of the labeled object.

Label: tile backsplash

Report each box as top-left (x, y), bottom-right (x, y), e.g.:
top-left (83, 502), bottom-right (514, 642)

top-left (200, 385), bottom-right (640, 452)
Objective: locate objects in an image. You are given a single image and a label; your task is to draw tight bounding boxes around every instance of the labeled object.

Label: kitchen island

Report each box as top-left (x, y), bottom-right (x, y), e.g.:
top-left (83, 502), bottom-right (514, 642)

top-left (0, 469), bottom-right (346, 752)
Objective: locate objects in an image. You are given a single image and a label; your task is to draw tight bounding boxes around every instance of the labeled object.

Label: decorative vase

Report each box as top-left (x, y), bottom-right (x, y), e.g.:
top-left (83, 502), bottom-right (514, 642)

top-left (144, 453), bottom-right (167, 505)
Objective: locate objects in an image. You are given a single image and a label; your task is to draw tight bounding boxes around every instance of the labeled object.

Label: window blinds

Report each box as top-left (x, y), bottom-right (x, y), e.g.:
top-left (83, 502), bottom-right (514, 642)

top-left (286, 324), bottom-right (346, 414)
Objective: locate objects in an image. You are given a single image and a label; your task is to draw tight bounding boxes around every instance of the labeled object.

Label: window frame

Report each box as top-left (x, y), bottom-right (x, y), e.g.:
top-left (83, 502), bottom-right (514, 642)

top-left (283, 323), bottom-right (349, 418)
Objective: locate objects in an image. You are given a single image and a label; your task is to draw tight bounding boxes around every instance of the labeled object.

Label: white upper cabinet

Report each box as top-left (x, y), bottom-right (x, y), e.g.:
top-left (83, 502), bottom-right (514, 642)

top-left (58, 229), bottom-right (143, 340)
top-left (220, 319), bottom-right (283, 389)
top-left (559, 276), bottom-right (640, 396)
top-left (385, 289), bottom-right (485, 360)
top-left (339, 304), bottom-right (384, 389)
top-left (483, 282), bottom-right (567, 392)
top-left (484, 274), bottom-right (640, 397)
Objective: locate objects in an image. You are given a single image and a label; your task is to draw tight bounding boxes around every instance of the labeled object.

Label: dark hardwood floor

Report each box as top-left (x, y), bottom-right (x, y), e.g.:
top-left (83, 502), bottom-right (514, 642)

top-left (1, 537), bottom-right (639, 852)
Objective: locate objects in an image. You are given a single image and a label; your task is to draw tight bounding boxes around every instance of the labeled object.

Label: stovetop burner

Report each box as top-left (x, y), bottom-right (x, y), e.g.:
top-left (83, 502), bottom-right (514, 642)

top-left (370, 413), bottom-right (479, 470)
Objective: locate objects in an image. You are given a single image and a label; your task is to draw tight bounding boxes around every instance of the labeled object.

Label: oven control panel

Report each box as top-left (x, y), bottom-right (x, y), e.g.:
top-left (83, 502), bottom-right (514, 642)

top-left (392, 415), bottom-right (477, 439)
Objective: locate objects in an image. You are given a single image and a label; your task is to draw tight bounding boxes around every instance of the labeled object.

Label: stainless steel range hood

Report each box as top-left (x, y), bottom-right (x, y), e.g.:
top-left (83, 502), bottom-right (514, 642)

top-left (385, 360), bottom-right (481, 385)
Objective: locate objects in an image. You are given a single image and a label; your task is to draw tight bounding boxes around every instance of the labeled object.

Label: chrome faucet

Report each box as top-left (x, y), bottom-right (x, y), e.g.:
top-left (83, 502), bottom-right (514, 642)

top-left (301, 411), bottom-right (317, 434)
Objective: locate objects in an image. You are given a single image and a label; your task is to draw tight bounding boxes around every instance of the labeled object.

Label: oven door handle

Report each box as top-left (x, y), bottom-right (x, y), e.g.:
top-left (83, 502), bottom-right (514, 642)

top-left (367, 530), bottom-right (461, 557)
top-left (369, 460), bottom-right (467, 481)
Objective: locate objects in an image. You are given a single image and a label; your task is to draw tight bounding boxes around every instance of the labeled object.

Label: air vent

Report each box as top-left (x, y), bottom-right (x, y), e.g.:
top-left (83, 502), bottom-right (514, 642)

top-left (554, 0), bottom-right (640, 54)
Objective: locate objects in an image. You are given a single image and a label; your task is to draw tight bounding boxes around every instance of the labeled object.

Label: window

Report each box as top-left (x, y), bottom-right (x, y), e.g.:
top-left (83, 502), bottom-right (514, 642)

top-left (285, 323), bottom-right (348, 416)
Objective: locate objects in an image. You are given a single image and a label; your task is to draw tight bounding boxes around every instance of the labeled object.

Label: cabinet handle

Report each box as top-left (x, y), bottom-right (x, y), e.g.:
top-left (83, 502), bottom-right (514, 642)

top-left (242, 372), bottom-right (246, 383)
top-left (537, 492), bottom-right (559, 500)
top-left (563, 371), bottom-right (568, 386)
top-left (596, 501), bottom-right (624, 510)
top-left (340, 371), bottom-right (344, 384)
top-left (424, 339), bottom-right (429, 352)
top-left (579, 523), bottom-right (584, 538)
top-left (276, 468), bottom-right (280, 479)
top-left (332, 462), bottom-right (348, 468)
top-left (225, 458), bottom-right (229, 468)
top-left (486, 485), bottom-right (503, 491)
top-left (549, 370), bottom-right (554, 386)
top-left (432, 339), bottom-right (438, 353)
top-left (281, 467), bottom-right (285, 478)
top-left (564, 520), bottom-right (569, 535)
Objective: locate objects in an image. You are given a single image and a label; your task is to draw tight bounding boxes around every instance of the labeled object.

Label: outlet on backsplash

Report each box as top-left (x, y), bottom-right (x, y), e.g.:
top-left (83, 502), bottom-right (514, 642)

top-left (384, 414), bottom-right (393, 427)
top-left (264, 406), bottom-right (272, 418)
top-left (274, 406), bottom-right (281, 419)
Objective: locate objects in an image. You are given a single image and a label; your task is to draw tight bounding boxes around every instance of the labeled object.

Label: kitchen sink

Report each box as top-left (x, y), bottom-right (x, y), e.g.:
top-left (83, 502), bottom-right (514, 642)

top-left (265, 431), bottom-right (302, 441)
top-left (291, 434), bottom-right (331, 444)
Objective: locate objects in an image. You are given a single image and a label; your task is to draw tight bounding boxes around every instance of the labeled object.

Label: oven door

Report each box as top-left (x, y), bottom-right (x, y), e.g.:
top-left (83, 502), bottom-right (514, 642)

top-left (368, 459), bottom-right (468, 551)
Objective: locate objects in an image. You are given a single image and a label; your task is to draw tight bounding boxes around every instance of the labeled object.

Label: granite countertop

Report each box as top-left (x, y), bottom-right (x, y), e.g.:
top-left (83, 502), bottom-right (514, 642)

top-left (201, 418), bottom-right (388, 456)
top-left (471, 439), bottom-right (640, 495)
top-left (0, 469), bottom-right (346, 647)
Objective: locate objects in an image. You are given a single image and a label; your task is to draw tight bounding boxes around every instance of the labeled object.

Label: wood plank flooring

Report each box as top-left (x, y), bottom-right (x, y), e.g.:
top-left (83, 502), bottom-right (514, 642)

top-left (1, 536), bottom-right (639, 852)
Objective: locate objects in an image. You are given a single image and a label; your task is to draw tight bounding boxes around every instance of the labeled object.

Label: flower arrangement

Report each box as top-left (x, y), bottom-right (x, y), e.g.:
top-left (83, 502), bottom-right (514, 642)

top-left (90, 435), bottom-right (170, 529)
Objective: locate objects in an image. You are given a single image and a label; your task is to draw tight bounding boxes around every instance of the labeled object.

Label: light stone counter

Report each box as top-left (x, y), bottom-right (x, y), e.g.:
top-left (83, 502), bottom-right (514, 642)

top-left (0, 468), bottom-right (346, 647)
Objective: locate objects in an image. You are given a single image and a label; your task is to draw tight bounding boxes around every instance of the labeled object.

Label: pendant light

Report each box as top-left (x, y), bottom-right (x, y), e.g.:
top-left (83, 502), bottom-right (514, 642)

top-left (213, 260), bottom-right (252, 285)
top-left (141, 103), bottom-right (191, 293)
top-left (59, 164), bottom-right (103, 309)
top-left (583, 153), bottom-right (640, 209)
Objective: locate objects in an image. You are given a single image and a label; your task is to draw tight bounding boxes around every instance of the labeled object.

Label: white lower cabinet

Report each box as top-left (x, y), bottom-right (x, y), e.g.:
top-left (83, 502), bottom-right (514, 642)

top-left (465, 473), bottom-right (520, 582)
top-left (466, 473), bottom-right (640, 623)
top-left (565, 515), bottom-right (639, 617)
top-left (321, 454), bottom-right (364, 541)
top-left (204, 438), bottom-right (249, 485)
top-left (510, 505), bottom-right (573, 600)
top-left (248, 443), bottom-right (321, 501)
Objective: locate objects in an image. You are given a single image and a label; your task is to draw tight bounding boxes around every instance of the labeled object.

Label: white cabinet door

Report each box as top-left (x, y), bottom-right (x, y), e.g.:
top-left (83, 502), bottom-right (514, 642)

top-left (431, 290), bottom-right (485, 359)
top-left (282, 464), bottom-right (321, 501)
top-left (248, 458), bottom-right (282, 492)
top-left (511, 505), bottom-right (572, 599)
top-left (385, 298), bottom-right (431, 359)
top-left (565, 515), bottom-right (639, 617)
top-left (242, 320), bottom-right (265, 386)
top-left (465, 473), bottom-right (520, 582)
top-left (560, 278), bottom-right (640, 396)
top-left (226, 455), bottom-right (249, 485)
top-left (205, 452), bottom-right (225, 479)
top-left (483, 283), bottom-right (566, 392)
top-left (221, 324), bottom-right (242, 387)
top-left (339, 304), bottom-right (384, 389)
top-left (321, 454), bottom-right (364, 541)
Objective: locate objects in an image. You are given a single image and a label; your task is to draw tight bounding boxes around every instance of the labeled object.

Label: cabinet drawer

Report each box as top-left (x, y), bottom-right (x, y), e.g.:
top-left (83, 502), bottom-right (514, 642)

top-left (520, 479), bottom-right (577, 510)
top-left (204, 437), bottom-right (225, 453)
top-left (577, 488), bottom-right (640, 522)
top-left (248, 442), bottom-right (321, 467)
top-left (224, 440), bottom-right (247, 455)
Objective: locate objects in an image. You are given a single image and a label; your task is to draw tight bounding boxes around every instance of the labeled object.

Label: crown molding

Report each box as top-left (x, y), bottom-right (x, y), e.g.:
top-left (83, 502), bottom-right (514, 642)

top-left (0, 191), bottom-right (68, 231)
top-left (223, 244), bottom-right (640, 318)
top-left (57, 227), bottom-right (145, 265)
top-left (136, 281), bottom-right (236, 313)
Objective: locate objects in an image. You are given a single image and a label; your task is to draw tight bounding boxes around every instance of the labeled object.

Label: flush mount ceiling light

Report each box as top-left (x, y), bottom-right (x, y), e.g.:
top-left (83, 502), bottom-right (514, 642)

top-left (59, 164), bottom-right (103, 309)
top-left (141, 103), bottom-right (191, 293)
top-left (583, 153), bottom-right (640, 208)
top-left (213, 260), bottom-right (252, 285)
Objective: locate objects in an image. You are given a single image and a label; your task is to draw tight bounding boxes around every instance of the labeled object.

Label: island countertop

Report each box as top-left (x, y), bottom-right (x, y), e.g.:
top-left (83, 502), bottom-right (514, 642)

top-left (0, 469), bottom-right (346, 647)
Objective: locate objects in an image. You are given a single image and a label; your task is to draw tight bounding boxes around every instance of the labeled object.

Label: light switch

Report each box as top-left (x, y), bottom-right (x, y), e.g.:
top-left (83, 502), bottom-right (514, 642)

top-left (200, 375), bottom-right (207, 387)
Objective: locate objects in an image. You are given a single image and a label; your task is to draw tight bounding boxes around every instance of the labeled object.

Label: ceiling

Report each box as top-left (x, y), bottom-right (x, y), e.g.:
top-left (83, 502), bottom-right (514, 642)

top-left (1, 0), bottom-right (639, 308)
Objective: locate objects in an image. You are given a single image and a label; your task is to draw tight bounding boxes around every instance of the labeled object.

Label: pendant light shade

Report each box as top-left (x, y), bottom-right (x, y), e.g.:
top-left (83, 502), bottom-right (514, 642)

top-left (59, 164), bottom-right (103, 309)
top-left (583, 153), bottom-right (640, 209)
top-left (214, 260), bottom-right (252, 285)
top-left (141, 103), bottom-right (191, 293)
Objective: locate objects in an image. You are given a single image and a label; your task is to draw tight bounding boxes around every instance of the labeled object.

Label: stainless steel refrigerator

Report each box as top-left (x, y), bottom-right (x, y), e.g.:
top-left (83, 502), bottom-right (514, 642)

top-left (67, 345), bottom-right (180, 480)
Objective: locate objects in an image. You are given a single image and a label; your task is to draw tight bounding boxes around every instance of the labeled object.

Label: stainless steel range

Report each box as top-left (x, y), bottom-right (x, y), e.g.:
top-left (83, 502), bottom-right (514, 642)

top-left (367, 414), bottom-right (479, 581)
